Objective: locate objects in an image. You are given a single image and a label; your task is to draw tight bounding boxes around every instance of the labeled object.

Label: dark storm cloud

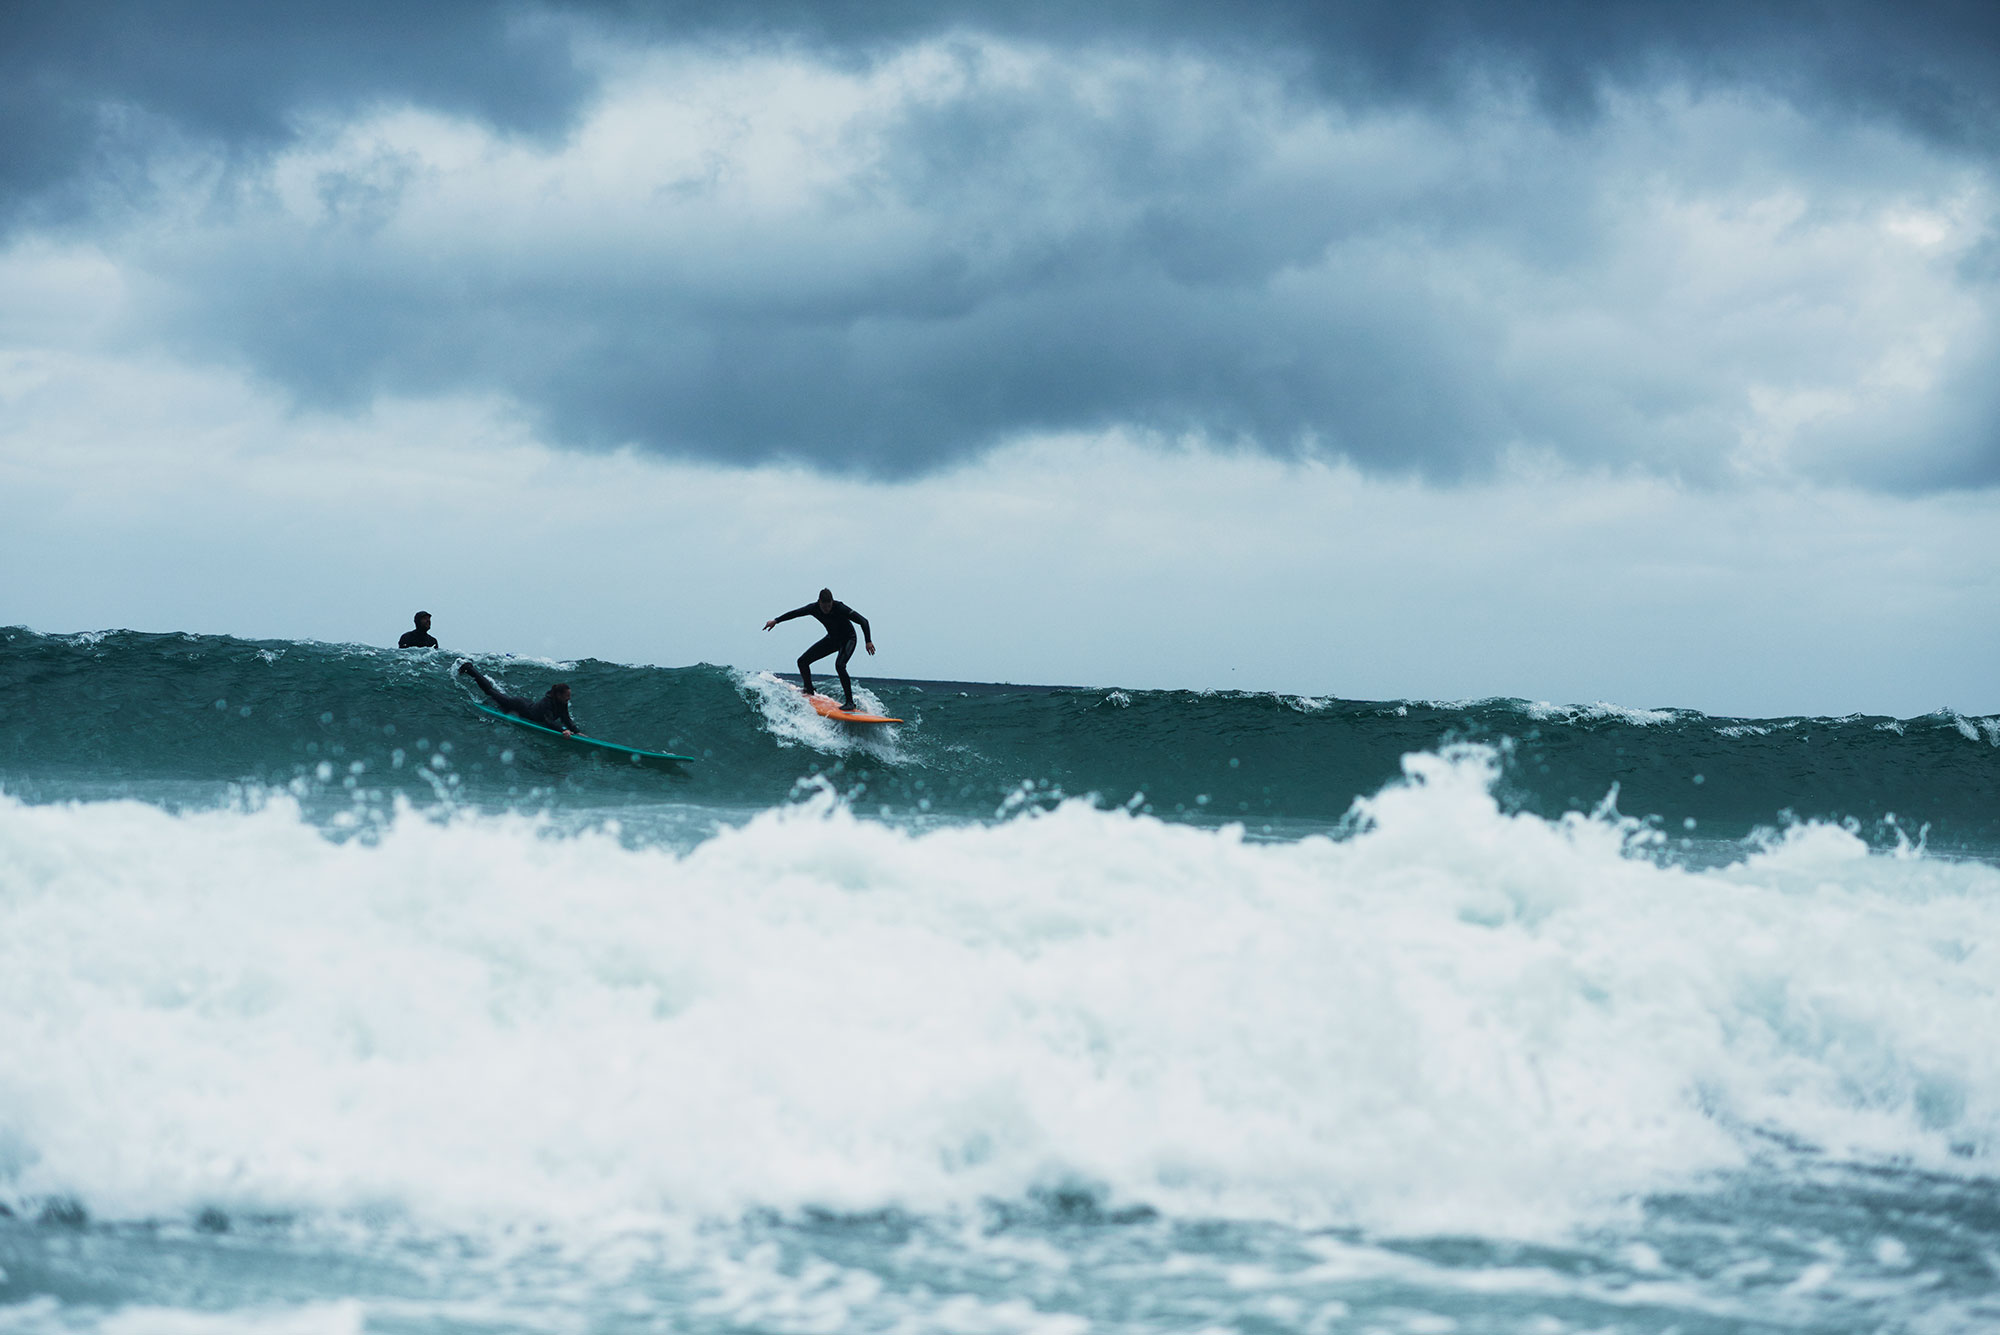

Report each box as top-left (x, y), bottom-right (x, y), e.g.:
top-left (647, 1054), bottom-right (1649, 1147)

top-left (10, 1), bottom-right (2000, 486)
top-left (747, 0), bottom-right (2000, 162)
top-left (0, 1), bottom-right (589, 227)
top-left (124, 41), bottom-right (1543, 478)
top-left (12, 0), bottom-right (2000, 203)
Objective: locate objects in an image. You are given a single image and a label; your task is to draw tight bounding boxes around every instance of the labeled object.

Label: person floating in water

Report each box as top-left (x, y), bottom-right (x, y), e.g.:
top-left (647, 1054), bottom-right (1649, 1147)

top-left (398, 611), bottom-right (437, 649)
top-left (764, 588), bottom-right (875, 710)
top-left (457, 662), bottom-right (580, 735)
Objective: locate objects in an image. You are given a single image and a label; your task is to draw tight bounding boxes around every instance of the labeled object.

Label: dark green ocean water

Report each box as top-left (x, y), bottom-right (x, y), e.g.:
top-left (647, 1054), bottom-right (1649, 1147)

top-left (2, 627), bottom-right (1994, 852)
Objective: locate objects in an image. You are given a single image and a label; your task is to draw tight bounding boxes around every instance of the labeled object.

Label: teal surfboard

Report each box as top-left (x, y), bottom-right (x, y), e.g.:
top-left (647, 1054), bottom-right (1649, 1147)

top-left (472, 703), bottom-right (696, 765)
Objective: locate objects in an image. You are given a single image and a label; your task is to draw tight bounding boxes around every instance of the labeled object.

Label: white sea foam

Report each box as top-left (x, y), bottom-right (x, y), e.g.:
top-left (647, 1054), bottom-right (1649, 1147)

top-left (735, 670), bottom-right (905, 761)
top-left (1, 749), bottom-right (1996, 1242)
top-left (453, 651), bottom-right (580, 672)
top-left (58, 1303), bottom-right (366, 1335)
top-left (1521, 701), bottom-right (1681, 726)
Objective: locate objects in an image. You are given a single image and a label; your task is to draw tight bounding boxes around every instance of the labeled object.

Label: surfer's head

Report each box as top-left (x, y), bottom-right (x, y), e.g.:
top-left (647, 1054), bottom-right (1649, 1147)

top-left (413, 611), bottom-right (431, 630)
top-left (818, 587), bottom-right (833, 608)
top-left (552, 683), bottom-right (571, 702)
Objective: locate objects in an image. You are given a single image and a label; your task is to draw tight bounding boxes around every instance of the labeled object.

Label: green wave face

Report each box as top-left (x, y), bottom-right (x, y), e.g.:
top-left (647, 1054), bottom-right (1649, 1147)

top-left (2, 626), bottom-right (1995, 853)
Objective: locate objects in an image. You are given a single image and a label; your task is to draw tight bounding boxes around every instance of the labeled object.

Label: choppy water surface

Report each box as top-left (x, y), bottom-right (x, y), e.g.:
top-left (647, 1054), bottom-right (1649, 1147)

top-left (1, 627), bottom-right (1996, 1333)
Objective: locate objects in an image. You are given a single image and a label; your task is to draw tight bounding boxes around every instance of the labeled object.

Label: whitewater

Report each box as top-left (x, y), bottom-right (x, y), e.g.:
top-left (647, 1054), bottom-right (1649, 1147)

top-left (2, 627), bottom-right (1997, 1333)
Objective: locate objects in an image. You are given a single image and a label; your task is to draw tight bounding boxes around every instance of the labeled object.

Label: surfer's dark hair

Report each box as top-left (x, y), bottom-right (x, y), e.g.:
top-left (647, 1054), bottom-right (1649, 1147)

top-left (553, 682), bottom-right (571, 695)
top-left (414, 610), bottom-right (430, 620)
top-left (818, 587), bottom-right (832, 600)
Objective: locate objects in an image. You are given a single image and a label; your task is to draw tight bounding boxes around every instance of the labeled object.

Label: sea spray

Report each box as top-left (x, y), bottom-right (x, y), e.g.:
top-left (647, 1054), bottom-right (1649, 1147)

top-left (2, 749), bottom-right (1994, 1240)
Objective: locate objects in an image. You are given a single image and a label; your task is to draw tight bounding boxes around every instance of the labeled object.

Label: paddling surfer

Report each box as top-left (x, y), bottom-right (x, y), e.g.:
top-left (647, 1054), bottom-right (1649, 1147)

top-left (764, 588), bottom-right (875, 710)
top-left (457, 662), bottom-right (580, 735)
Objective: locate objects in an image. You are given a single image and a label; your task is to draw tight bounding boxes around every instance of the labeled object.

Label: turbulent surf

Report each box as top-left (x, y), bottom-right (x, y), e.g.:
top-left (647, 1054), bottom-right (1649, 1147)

top-left (2, 625), bottom-right (1997, 1333)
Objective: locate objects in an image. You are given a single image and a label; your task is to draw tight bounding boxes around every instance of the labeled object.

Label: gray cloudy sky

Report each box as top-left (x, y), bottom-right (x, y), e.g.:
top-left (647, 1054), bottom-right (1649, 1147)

top-left (3, 1), bottom-right (1997, 716)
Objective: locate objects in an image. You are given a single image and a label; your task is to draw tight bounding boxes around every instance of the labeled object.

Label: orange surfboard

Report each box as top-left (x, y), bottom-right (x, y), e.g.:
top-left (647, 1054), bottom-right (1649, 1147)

top-left (803, 691), bottom-right (902, 724)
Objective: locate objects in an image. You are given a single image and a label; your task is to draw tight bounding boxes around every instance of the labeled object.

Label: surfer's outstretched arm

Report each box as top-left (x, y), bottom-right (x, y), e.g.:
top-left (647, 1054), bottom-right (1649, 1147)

top-left (764, 605), bottom-right (812, 631)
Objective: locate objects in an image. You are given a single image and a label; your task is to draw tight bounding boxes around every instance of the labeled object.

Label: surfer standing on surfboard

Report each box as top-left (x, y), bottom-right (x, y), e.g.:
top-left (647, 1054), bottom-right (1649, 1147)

top-left (457, 662), bottom-right (581, 735)
top-left (764, 588), bottom-right (875, 711)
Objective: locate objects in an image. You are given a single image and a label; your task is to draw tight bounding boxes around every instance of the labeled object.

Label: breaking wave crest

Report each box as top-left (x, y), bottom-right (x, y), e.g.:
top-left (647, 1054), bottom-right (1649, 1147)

top-left (2, 747), bottom-right (1995, 1240)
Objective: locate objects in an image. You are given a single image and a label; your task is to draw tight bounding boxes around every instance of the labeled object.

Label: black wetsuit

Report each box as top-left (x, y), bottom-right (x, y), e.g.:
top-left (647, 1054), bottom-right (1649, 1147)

top-left (460, 665), bottom-right (579, 732)
top-left (772, 600), bottom-right (872, 706)
top-left (399, 629), bottom-right (438, 648)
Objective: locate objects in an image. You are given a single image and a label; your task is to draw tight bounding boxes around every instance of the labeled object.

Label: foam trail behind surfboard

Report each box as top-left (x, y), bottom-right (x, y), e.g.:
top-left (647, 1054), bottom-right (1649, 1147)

top-left (738, 671), bottom-right (906, 759)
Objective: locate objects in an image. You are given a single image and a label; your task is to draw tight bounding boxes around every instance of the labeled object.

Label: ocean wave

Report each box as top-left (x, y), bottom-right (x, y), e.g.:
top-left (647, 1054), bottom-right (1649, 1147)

top-left (1, 747), bottom-right (1995, 1241)
top-left (4, 626), bottom-right (1999, 851)
top-left (1940, 708), bottom-right (2000, 746)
